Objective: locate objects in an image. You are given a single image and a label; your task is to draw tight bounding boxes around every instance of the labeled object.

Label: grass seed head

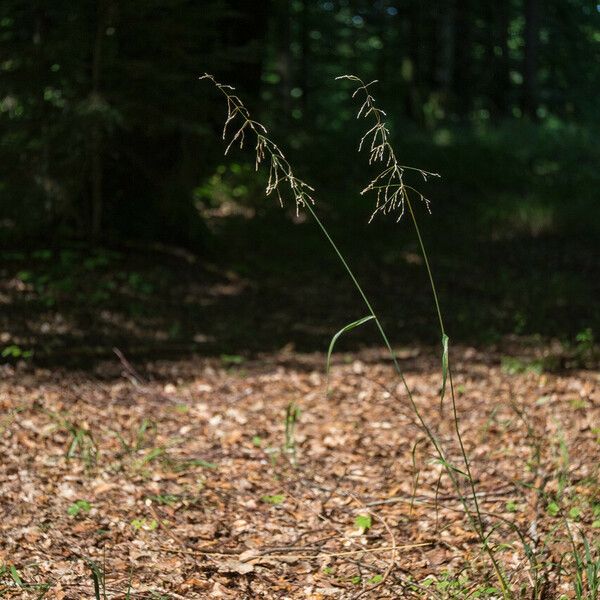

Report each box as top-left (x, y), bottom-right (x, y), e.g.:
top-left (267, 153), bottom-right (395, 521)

top-left (338, 74), bottom-right (439, 223)
top-left (201, 73), bottom-right (315, 215)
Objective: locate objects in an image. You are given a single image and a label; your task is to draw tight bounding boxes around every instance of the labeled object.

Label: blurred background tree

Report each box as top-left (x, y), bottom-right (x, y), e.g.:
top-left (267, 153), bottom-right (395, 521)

top-left (0, 0), bottom-right (267, 243)
top-left (0, 1), bottom-right (598, 363)
top-left (1, 0), bottom-right (598, 245)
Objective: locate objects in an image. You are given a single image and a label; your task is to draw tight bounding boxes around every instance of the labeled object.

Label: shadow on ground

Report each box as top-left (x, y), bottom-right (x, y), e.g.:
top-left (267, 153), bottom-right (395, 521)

top-left (1, 208), bottom-right (598, 370)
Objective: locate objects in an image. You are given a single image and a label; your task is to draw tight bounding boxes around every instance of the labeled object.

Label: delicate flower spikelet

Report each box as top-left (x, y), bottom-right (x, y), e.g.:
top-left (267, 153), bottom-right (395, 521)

top-left (200, 74), bottom-right (315, 214)
top-left (336, 75), bottom-right (439, 222)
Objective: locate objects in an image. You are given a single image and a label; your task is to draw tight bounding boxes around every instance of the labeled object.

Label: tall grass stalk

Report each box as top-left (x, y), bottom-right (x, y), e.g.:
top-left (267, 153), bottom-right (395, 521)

top-left (338, 75), bottom-right (511, 595)
top-left (201, 73), bottom-right (511, 597)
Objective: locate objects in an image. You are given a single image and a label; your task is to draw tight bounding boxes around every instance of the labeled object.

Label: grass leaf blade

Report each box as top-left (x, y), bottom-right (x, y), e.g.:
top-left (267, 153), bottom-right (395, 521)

top-left (326, 315), bottom-right (375, 382)
top-left (440, 333), bottom-right (449, 412)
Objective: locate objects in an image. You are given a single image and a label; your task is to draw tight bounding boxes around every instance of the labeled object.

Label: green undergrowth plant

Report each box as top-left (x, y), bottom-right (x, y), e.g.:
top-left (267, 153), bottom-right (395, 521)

top-left (201, 72), bottom-right (528, 597)
top-left (45, 411), bottom-right (98, 468)
top-left (284, 402), bottom-right (300, 467)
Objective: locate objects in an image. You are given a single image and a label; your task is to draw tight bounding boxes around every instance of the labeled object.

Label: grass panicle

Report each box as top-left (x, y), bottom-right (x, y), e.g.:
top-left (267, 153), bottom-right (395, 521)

top-left (200, 74), bottom-right (315, 214)
top-left (336, 74), bottom-right (439, 223)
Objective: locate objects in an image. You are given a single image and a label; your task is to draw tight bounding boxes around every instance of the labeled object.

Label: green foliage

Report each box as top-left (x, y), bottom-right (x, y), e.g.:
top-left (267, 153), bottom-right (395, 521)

top-left (0, 563), bottom-right (24, 588)
top-left (66, 426), bottom-right (98, 467)
top-left (501, 356), bottom-right (544, 376)
top-left (261, 494), bottom-right (285, 505)
top-left (114, 418), bottom-right (157, 455)
top-left (132, 447), bottom-right (164, 471)
top-left (131, 518), bottom-right (158, 532)
top-left (195, 162), bottom-right (265, 218)
top-left (546, 501), bottom-right (561, 517)
top-left (573, 327), bottom-right (596, 367)
top-left (0, 0), bottom-right (258, 242)
top-left (284, 402), bottom-right (300, 466)
top-left (45, 410), bottom-right (98, 467)
top-left (353, 514), bottom-right (372, 533)
top-left (67, 499), bottom-right (92, 517)
top-left (220, 354), bottom-right (245, 366)
top-left (83, 557), bottom-right (106, 600)
top-left (145, 494), bottom-right (179, 507)
top-left (422, 571), bottom-right (502, 598)
top-left (1, 345), bottom-right (33, 359)
top-left (1, 0), bottom-right (599, 248)
top-left (571, 531), bottom-right (600, 600)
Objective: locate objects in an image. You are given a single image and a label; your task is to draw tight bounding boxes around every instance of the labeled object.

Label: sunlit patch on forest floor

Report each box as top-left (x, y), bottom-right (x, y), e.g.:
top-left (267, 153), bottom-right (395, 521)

top-left (0, 346), bottom-right (598, 598)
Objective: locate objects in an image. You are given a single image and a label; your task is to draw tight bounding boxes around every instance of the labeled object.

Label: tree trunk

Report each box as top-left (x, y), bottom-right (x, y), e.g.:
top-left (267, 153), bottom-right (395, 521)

top-left (494, 1), bottom-right (510, 116)
top-left (90, 0), bottom-right (105, 242)
top-left (276, 0), bottom-right (292, 121)
top-left (404, 0), bottom-right (424, 123)
top-left (299, 0), bottom-right (310, 114)
top-left (225, 0), bottom-right (268, 108)
top-left (523, 0), bottom-right (539, 117)
top-left (435, 0), bottom-right (455, 93)
top-left (453, 0), bottom-right (471, 117)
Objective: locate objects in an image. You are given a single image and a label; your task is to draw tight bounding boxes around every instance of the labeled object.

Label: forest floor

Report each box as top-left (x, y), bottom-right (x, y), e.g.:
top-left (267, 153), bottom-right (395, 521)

top-left (1, 344), bottom-right (598, 599)
top-left (0, 233), bottom-right (598, 598)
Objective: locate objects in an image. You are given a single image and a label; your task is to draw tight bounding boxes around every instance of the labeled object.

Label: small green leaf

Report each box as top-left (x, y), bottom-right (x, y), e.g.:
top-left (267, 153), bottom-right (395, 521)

top-left (220, 354), bottom-right (244, 365)
top-left (68, 499), bottom-right (92, 517)
top-left (133, 446), bottom-right (165, 469)
top-left (83, 557), bottom-right (103, 600)
top-left (252, 435), bottom-right (262, 447)
top-left (131, 518), bottom-right (158, 531)
top-left (568, 506), bottom-right (582, 520)
top-left (435, 458), bottom-right (469, 478)
top-left (354, 514), bottom-right (372, 532)
top-left (592, 520), bottom-right (600, 529)
top-left (261, 494), bottom-right (285, 505)
top-left (174, 458), bottom-right (217, 470)
top-left (505, 500), bottom-right (518, 513)
top-left (9, 565), bottom-right (23, 587)
top-left (368, 574), bottom-right (384, 584)
top-left (351, 576), bottom-right (362, 585)
top-left (326, 316), bottom-right (375, 380)
top-left (547, 501), bottom-right (560, 517)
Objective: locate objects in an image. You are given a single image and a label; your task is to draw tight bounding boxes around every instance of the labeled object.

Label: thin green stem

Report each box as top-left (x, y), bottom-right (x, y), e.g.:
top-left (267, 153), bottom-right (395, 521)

top-left (306, 205), bottom-right (445, 451)
top-left (307, 204), bottom-right (477, 521)
top-left (405, 198), bottom-right (511, 597)
top-left (311, 199), bottom-right (509, 595)
top-left (339, 74), bottom-right (512, 597)
top-left (405, 200), bottom-right (445, 335)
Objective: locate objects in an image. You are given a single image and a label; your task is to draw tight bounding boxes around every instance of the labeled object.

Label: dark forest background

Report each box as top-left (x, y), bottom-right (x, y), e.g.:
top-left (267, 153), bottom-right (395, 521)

top-left (0, 1), bottom-right (598, 366)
